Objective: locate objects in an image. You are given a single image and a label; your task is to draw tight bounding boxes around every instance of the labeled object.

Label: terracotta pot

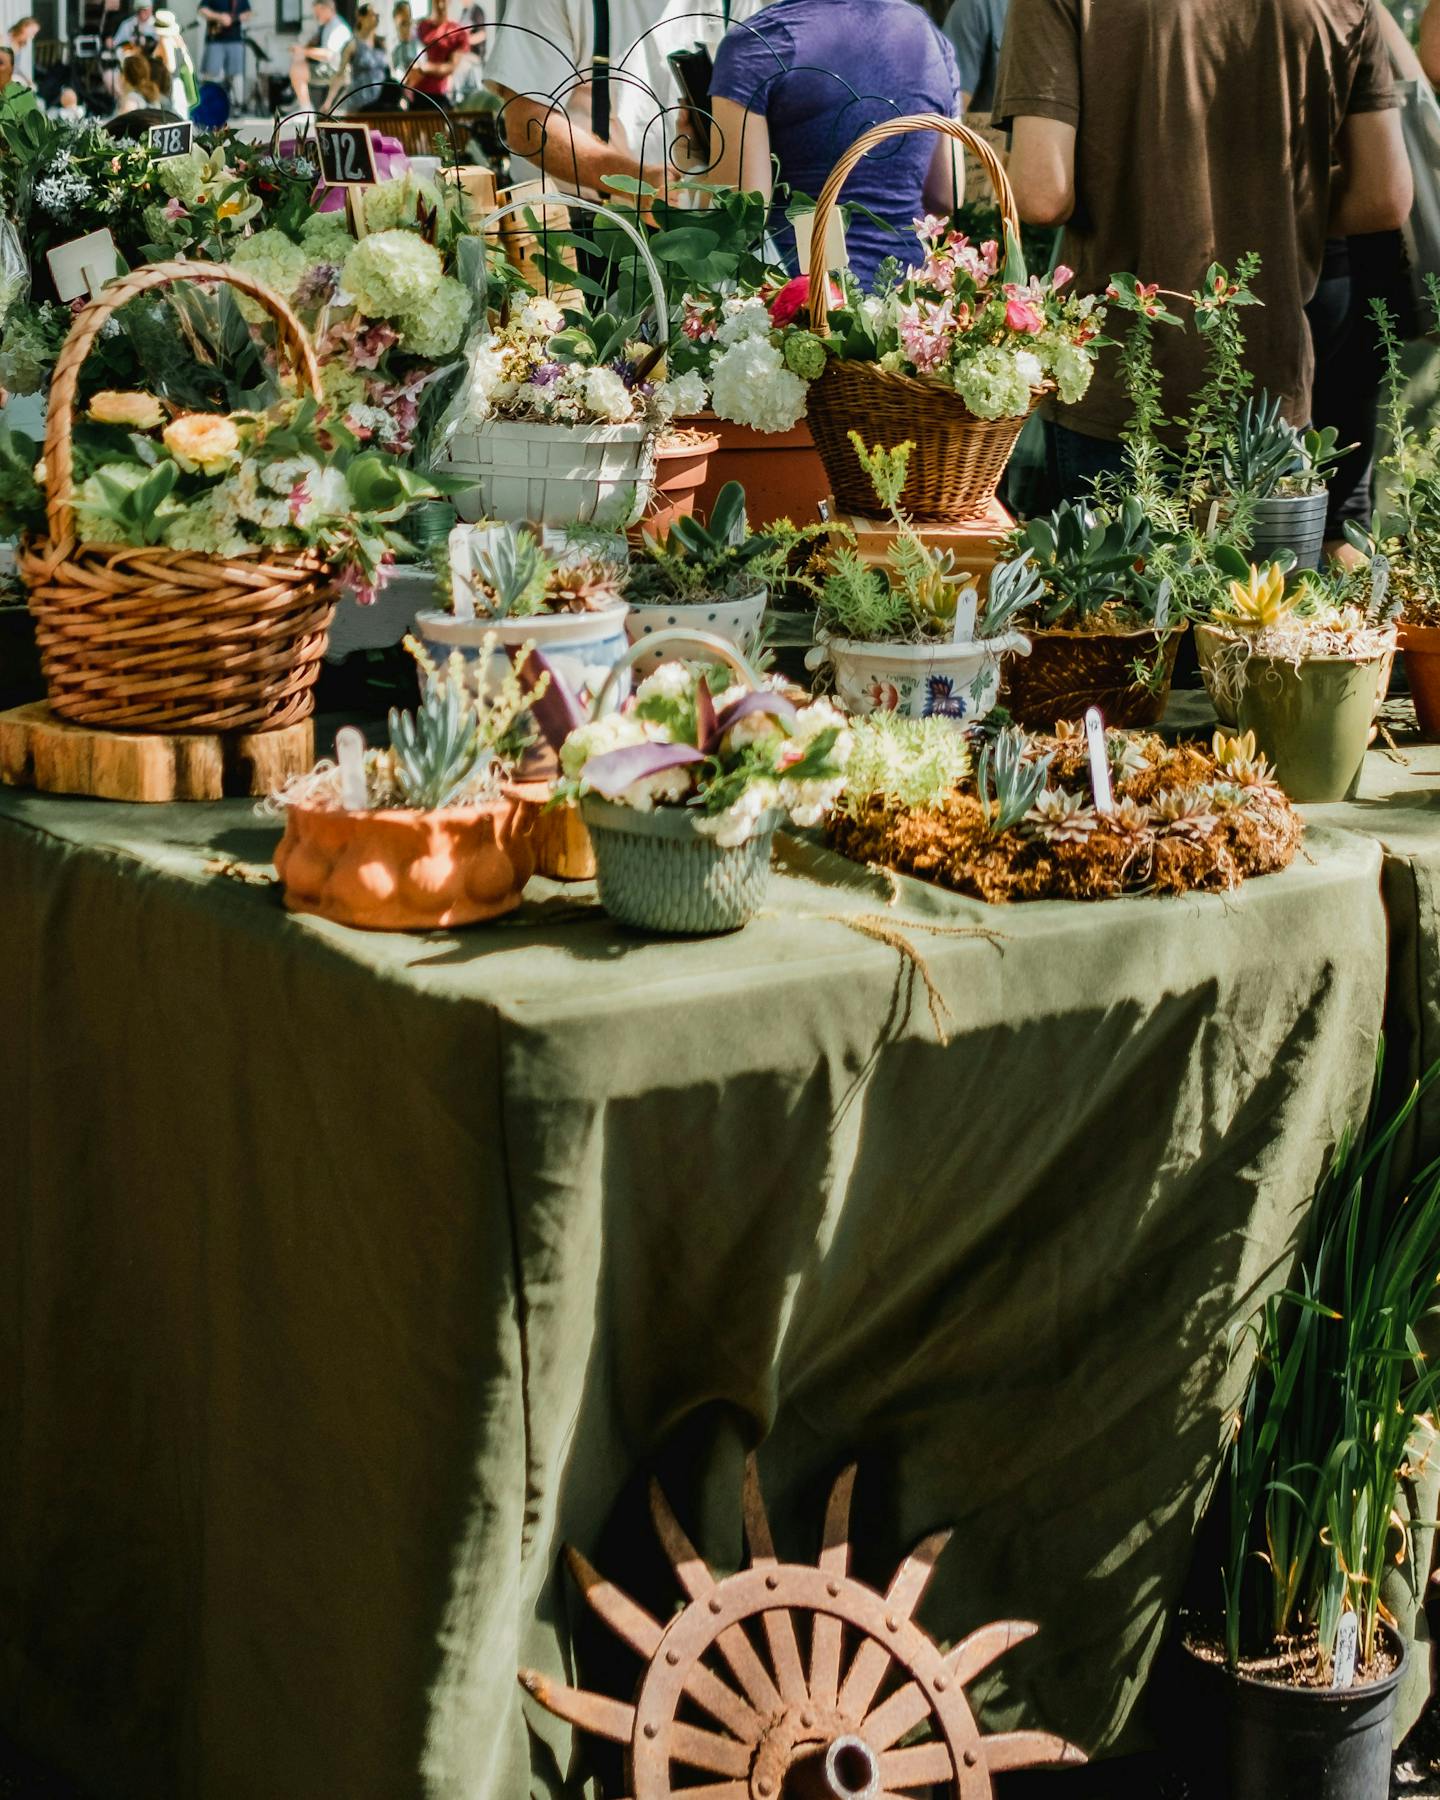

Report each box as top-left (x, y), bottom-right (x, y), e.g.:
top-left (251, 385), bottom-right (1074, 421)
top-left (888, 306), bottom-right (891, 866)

top-left (685, 412), bottom-right (831, 530)
top-left (274, 788), bottom-right (539, 931)
top-left (1000, 621), bottom-right (1188, 728)
top-left (1400, 621), bottom-right (1440, 739)
top-left (631, 430), bottom-right (719, 544)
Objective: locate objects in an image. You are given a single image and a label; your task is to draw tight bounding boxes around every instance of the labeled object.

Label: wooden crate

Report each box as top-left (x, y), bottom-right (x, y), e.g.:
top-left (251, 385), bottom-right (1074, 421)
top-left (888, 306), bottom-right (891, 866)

top-left (831, 496), bottom-right (1015, 595)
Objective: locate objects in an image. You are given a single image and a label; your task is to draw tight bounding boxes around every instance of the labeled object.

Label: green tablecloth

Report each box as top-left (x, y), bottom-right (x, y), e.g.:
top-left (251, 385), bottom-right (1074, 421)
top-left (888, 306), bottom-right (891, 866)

top-left (0, 790), bottom-right (1389, 1799)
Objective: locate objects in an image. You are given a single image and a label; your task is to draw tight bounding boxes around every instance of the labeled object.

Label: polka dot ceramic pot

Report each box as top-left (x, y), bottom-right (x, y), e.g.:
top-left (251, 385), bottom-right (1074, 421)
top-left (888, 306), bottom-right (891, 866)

top-left (623, 585), bottom-right (769, 680)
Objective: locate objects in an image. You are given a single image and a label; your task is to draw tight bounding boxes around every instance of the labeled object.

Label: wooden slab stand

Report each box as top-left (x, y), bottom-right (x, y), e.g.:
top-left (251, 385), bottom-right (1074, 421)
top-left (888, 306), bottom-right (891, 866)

top-left (0, 702), bottom-right (314, 802)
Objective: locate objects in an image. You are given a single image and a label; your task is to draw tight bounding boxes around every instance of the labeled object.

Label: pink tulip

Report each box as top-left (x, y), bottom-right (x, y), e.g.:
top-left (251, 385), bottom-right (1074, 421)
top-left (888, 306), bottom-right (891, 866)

top-left (1004, 295), bottom-right (1045, 335)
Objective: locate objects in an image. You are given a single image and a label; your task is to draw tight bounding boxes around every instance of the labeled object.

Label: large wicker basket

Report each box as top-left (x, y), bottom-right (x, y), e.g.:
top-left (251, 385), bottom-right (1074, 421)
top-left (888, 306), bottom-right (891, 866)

top-left (20, 261), bottom-right (337, 733)
top-left (805, 114), bottom-right (1039, 524)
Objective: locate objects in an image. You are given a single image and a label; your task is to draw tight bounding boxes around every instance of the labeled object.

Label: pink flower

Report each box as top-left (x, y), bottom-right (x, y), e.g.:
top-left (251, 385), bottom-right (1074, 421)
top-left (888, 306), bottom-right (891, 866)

top-left (1004, 294), bottom-right (1045, 335)
top-left (898, 298), bottom-right (957, 374)
top-left (163, 197), bottom-right (186, 221)
top-left (1052, 264), bottom-right (1073, 291)
top-left (288, 478), bottom-right (310, 524)
top-left (768, 275), bottom-right (841, 327)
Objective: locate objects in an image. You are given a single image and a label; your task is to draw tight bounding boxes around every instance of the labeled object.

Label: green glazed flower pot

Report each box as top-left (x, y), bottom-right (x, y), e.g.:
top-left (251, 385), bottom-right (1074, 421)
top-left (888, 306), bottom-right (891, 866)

top-left (581, 797), bottom-right (781, 934)
top-left (1235, 653), bottom-right (1388, 802)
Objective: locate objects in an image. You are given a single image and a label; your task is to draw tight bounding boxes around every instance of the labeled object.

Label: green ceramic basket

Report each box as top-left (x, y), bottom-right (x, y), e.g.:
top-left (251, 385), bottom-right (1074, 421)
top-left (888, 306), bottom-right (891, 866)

top-left (1235, 650), bottom-right (1390, 803)
top-left (582, 628), bottom-right (779, 934)
top-left (581, 797), bottom-right (783, 933)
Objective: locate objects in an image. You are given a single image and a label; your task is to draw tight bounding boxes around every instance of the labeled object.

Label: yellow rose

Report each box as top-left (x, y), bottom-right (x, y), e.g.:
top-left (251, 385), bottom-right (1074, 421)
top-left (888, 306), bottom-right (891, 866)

top-left (89, 390), bottom-right (165, 431)
top-left (163, 413), bottom-right (241, 475)
top-left (32, 457), bottom-right (46, 485)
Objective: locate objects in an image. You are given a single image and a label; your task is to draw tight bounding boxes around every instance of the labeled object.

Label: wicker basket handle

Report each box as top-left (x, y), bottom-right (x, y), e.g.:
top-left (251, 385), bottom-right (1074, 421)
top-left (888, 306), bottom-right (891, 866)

top-left (43, 258), bottom-right (323, 550)
top-left (478, 194), bottom-right (671, 349)
top-left (589, 628), bottom-right (762, 718)
top-left (807, 114), bottom-right (1020, 338)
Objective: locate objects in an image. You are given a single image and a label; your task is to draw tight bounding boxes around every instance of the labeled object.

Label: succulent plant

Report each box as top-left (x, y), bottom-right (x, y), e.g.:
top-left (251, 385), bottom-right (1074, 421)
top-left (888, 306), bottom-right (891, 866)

top-left (629, 481), bottom-right (793, 604)
top-left (1107, 796), bottom-right (1153, 837)
top-left (1151, 787), bottom-right (1220, 839)
top-left (1212, 728), bottom-right (1283, 797)
top-left (978, 551), bottom-right (1045, 639)
top-left (1216, 562), bottom-right (1294, 630)
top-left (1219, 390), bottom-right (1343, 499)
top-left (1011, 496), bottom-right (1170, 627)
top-left (545, 555), bottom-right (626, 613)
top-left (387, 675), bottom-right (491, 811)
top-left (978, 725), bottom-right (1051, 835)
top-left (475, 526), bottom-right (547, 620)
top-left (1025, 786), bottom-right (1098, 842)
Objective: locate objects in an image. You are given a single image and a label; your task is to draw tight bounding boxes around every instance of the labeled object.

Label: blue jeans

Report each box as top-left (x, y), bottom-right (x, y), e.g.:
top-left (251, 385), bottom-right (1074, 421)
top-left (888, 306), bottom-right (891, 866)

top-left (1047, 422), bottom-right (1128, 508)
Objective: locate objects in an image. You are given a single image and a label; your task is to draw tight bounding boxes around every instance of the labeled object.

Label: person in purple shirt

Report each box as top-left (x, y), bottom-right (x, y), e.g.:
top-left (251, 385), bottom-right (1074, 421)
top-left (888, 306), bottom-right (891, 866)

top-left (708, 0), bottom-right (963, 290)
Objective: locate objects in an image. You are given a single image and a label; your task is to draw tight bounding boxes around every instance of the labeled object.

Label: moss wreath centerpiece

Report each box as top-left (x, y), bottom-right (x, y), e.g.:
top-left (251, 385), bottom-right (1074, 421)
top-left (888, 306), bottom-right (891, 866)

top-left (828, 714), bottom-right (1302, 904)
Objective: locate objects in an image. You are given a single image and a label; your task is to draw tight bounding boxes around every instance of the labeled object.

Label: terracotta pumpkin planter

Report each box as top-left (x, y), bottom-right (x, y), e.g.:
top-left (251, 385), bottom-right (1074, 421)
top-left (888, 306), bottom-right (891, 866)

top-left (1400, 620), bottom-right (1440, 740)
top-left (274, 788), bottom-right (539, 930)
top-left (685, 412), bottom-right (831, 529)
top-left (1000, 621), bottom-right (1187, 729)
top-left (631, 429), bottom-right (720, 545)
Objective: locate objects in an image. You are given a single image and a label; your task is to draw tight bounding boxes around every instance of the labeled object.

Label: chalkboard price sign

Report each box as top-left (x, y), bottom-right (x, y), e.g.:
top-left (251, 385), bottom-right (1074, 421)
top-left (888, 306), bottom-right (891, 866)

top-left (315, 123), bottom-right (379, 188)
top-left (147, 120), bottom-right (194, 160)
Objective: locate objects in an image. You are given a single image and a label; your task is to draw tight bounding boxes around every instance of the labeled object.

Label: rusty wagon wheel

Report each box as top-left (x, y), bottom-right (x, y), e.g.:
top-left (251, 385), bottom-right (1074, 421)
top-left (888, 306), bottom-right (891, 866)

top-left (519, 1458), bottom-right (1086, 1799)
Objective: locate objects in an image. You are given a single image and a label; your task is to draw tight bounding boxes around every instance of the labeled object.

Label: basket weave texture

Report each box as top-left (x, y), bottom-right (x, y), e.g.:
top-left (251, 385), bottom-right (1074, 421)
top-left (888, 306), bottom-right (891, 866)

top-left (806, 114), bottom-right (1037, 524)
top-left (999, 623), bottom-right (1187, 729)
top-left (20, 260), bottom-right (337, 733)
top-left (582, 797), bottom-right (779, 933)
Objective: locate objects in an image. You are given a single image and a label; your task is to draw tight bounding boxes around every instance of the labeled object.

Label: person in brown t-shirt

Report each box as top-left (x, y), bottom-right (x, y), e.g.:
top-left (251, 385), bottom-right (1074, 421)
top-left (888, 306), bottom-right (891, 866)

top-left (993, 0), bottom-right (1412, 499)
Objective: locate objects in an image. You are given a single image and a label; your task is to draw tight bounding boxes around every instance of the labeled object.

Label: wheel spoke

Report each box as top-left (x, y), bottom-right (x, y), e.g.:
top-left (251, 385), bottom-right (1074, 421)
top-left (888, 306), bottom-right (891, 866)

top-left (983, 1730), bottom-right (1087, 1773)
top-left (877, 1741), bottom-right (954, 1788)
top-left (861, 1621), bottom-right (1039, 1751)
top-left (566, 1548), bottom-right (663, 1660)
top-left (743, 1455), bottom-right (811, 1704)
top-left (837, 1531), bottom-right (951, 1721)
top-left (650, 1479), bottom-right (784, 1715)
top-left (667, 1721), bottom-right (754, 1778)
top-left (516, 1670), bottom-right (635, 1745)
top-left (811, 1466), bottom-right (856, 1708)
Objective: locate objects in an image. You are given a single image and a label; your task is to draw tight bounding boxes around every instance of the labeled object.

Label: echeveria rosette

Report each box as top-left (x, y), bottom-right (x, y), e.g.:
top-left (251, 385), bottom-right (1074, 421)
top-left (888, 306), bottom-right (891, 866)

top-left (555, 662), bottom-right (850, 846)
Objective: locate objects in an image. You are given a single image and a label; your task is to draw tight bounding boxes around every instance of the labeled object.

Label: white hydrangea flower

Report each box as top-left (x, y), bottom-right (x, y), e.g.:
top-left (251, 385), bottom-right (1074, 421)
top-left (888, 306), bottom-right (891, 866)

top-left (1013, 348), bottom-right (1045, 391)
top-left (396, 275), bottom-right (472, 357)
top-left (715, 297), bottom-right (772, 346)
top-left (709, 335), bottom-right (808, 434)
top-left (464, 340), bottom-right (509, 422)
top-left (700, 778), bottom-right (781, 846)
top-left (619, 764), bottom-right (696, 811)
top-left (292, 465), bottom-right (351, 525)
top-left (653, 368), bottom-right (709, 421)
top-left (951, 343), bottom-right (1035, 421)
top-left (1047, 337), bottom-right (1096, 407)
top-left (583, 366), bottom-right (635, 423)
top-left (635, 662), bottom-right (694, 703)
top-left (559, 713), bottom-right (648, 780)
top-left (519, 294), bottom-right (566, 336)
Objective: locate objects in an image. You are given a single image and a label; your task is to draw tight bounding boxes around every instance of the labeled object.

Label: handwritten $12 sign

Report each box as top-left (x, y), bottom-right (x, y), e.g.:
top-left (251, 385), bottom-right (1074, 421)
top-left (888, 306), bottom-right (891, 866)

top-left (315, 122), bottom-right (379, 187)
top-left (147, 120), bottom-right (194, 160)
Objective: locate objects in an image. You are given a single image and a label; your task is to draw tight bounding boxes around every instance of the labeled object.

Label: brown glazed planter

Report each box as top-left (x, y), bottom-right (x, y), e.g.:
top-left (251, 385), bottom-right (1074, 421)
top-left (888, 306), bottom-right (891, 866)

top-left (631, 429), bottom-right (720, 544)
top-left (1400, 621), bottom-right (1440, 739)
top-left (274, 787), bottom-right (539, 930)
top-left (1000, 621), bottom-right (1188, 729)
top-left (686, 412), bottom-right (832, 529)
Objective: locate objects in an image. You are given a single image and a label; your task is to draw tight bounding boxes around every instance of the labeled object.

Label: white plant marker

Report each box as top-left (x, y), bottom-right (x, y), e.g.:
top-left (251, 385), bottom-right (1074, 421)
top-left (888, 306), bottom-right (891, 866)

top-left (448, 523), bottom-right (476, 622)
top-left (336, 727), bottom-right (368, 811)
top-left (951, 586), bottom-right (978, 643)
top-left (1332, 1613), bottom-right (1359, 1691)
top-left (1084, 706), bottom-right (1114, 814)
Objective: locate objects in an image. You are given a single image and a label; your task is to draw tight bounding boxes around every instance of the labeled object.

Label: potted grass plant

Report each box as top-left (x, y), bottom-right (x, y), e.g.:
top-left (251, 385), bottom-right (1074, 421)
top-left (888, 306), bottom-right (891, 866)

top-left (807, 432), bottom-right (1035, 722)
top-left (271, 637), bottom-right (542, 931)
top-left (994, 495), bottom-right (1186, 729)
top-left (1197, 559), bottom-right (1397, 801)
top-left (1177, 1049), bottom-right (1440, 1800)
top-left (554, 630), bottom-right (849, 933)
top-left (415, 521), bottom-right (631, 710)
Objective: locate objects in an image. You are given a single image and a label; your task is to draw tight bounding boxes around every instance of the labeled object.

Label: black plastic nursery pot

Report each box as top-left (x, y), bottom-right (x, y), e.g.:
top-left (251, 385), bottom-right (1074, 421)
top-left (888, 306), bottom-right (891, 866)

top-left (1176, 1626), bottom-right (1405, 1800)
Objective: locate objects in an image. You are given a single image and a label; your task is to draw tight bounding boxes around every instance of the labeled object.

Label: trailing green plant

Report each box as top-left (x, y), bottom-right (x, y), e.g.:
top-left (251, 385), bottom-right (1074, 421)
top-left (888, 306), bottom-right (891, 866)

top-left (976, 725), bottom-right (1050, 834)
top-left (1008, 496), bottom-right (1172, 628)
top-left (1220, 1045), bottom-right (1440, 1677)
top-left (1179, 253), bottom-right (1262, 503)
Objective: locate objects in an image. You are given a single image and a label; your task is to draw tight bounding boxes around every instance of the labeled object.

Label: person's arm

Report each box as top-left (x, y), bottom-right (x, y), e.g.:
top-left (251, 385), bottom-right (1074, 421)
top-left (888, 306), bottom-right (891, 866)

top-left (1421, 0), bottom-right (1440, 87)
top-left (1330, 107), bottom-right (1412, 234)
top-left (942, 0), bottom-right (986, 115)
top-left (1006, 116), bottom-right (1076, 225)
top-left (709, 93), bottom-right (771, 195)
top-left (488, 83), bottom-right (666, 192)
top-left (921, 129), bottom-right (961, 215)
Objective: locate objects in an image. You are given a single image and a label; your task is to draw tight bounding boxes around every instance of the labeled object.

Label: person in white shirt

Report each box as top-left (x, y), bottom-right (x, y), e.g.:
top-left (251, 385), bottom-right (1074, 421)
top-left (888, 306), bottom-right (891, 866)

top-left (288, 0), bottom-right (352, 110)
top-left (110, 2), bottom-right (155, 49)
top-left (7, 18), bottom-right (38, 88)
top-left (485, 0), bottom-right (758, 198)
